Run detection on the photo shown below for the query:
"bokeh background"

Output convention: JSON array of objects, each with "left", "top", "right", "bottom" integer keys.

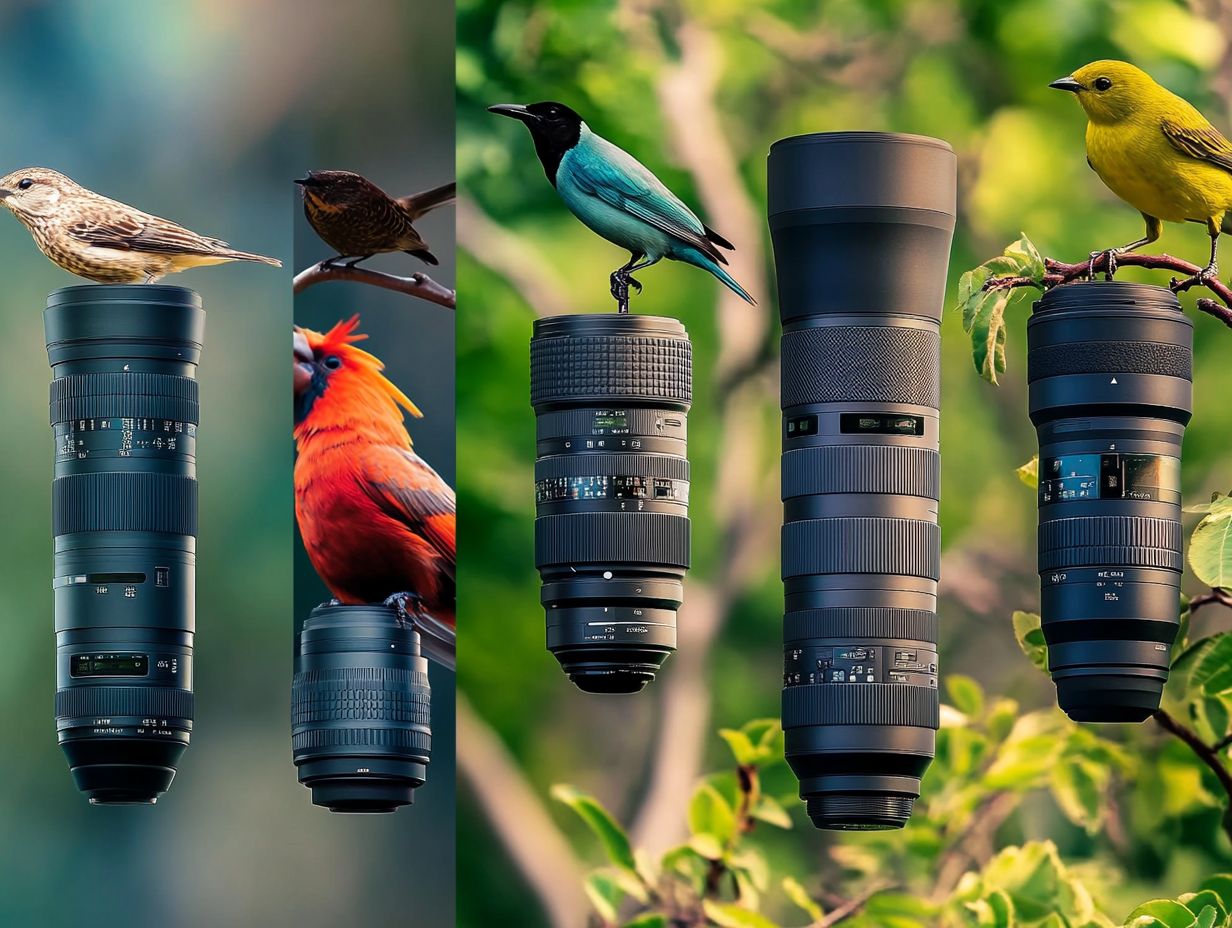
[
  {"left": 0, "top": 2, "right": 454, "bottom": 926},
  {"left": 456, "top": 0, "right": 1232, "bottom": 925}
]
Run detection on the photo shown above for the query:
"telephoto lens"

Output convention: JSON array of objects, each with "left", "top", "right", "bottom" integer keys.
[
  {"left": 768, "top": 132, "right": 956, "bottom": 830},
  {"left": 530, "top": 314, "right": 691, "bottom": 694},
  {"left": 45, "top": 285, "right": 202, "bottom": 805},
  {"left": 292, "top": 603, "right": 431, "bottom": 813},
  {"left": 1029, "top": 281, "right": 1192, "bottom": 723}
]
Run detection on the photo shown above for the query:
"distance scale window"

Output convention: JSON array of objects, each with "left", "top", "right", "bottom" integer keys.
[
  {"left": 58, "top": 418, "right": 195, "bottom": 457},
  {"left": 785, "top": 414, "right": 925, "bottom": 437},
  {"left": 784, "top": 645, "right": 937, "bottom": 687},
  {"left": 1039, "top": 453, "right": 1181, "bottom": 504},
  {"left": 536, "top": 475, "right": 688, "bottom": 503},
  {"left": 71, "top": 653, "right": 148, "bottom": 678}
]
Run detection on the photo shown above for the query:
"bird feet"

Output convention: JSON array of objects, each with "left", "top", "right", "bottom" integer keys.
[
  {"left": 1171, "top": 262, "right": 1221, "bottom": 293},
  {"left": 383, "top": 591, "right": 426, "bottom": 629},
  {"left": 610, "top": 270, "right": 631, "bottom": 313},
  {"left": 1088, "top": 248, "right": 1124, "bottom": 280}
]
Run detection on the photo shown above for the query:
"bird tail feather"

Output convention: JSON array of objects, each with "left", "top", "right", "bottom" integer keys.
[
  {"left": 685, "top": 249, "right": 755, "bottom": 305},
  {"left": 398, "top": 182, "right": 457, "bottom": 220},
  {"left": 217, "top": 249, "right": 282, "bottom": 267}
]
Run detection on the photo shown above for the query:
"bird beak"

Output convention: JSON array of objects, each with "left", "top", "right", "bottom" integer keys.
[
  {"left": 293, "top": 328, "right": 314, "bottom": 397},
  {"left": 1049, "top": 76, "right": 1083, "bottom": 93},
  {"left": 0, "top": 188, "right": 11, "bottom": 200},
  {"left": 488, "top": 103, "right": 537, "bottom": 124},
  {"left": 293, "top": 174, "right": 319, "bottom": 187}
]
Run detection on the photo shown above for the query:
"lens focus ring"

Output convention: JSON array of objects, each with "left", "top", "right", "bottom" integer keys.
[
  {"left": 535, "top": 512, "right": 690, "bottom": 569},
  {"left": 530, "top": 334, "right": 692, "bottom": 408},
  {"left": 53, "top": 472, "right": 198, "bottom": 536},
  {"left": 785, "top": 607, "right": 939, "bottom": 643},
  {"left": 782, "top": 684, "right": 939, "bottom": 728},
  {"left": 50, "top": 372, "right": 200, "bottom": 425},
  {"left": 1027, "top": 341, "right": 1192, "bottom": 382},
  {"left": 55, "top": 686, "right": 194, "bottom": 720},
  {"left": 1038, "top": 515, "right": 1182, "bottom": 570},
  {"left": 782, "top": 446, "right": 939, "bottom": 498},
  {"left": 783, "top": 518, "right": 940, "bottom": 580},
  {"left": 781, "top": 326, "right": 940, "bottom": 408},
  {"left": 291, "top": 667, "right": 431, "bottom": 725}
]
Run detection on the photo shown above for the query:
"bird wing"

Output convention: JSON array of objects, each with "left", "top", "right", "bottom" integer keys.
[
  {"left": 67, "top": 210, "right": 231, "bottom": 256},
  {"left": 359, "top": 444, "right": 456, "bottom": 579},
  {"left": 1161, "top": 119, "right": 1232, "bottom": 173},
  {"left": 569, "top": 135, "right": 727, "bottom": 262}
]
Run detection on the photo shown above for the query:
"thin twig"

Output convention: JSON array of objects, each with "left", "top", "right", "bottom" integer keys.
[
  {"left": 931, "top": 791, "right": 1021, "bottom": 900},
  {"left": 1152, "top": 707, "right": 1232, "bottom": 842},
  {"left": 1189, "top": 588, "right": 1232, "bottom": 614},
  {"left": 983, "top": 252, "right": 1232, "bottom": 329},
  {"left": 812, "top": 881, "right": 895, "bottom": 928},
  {"left": 293, "top": 261, "right": 457, "bottom": 308}
]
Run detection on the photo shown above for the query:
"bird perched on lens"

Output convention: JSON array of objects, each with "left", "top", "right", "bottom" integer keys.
[
  {"left": 295, "top": 170, "right": 454, "bottom": 268},
  {"left": 294, "top": 317, "right": 456, "bottom": 667},
  {"left": 1051, "top": 60, "right": 1232, "bottom": 281},
  {"left": 0, "top": 167, "right": 280, "bottom": 283},
  {"left": 488, "top": 101, "right": 754, "bottom": 311}
]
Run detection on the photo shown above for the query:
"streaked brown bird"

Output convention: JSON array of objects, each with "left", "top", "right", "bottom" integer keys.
[
  {"left": 294, "top": 169, "right": 454, "bottom": 268},
  {"left": 0, "top": 167, "right": 281, "bottom": 283}
]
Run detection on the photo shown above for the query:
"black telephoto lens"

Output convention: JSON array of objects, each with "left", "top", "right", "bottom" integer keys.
[
  {"left": 45, "top": 285, "right": 202, "bottom": 805},
  {"left": 768, "top": 132, "right": 956, "bottom": 830},
  {"left": 530, "top": 314, "right": 691, "bottom": 694},
  {"left": 292, "top": 603, "right": 431, "bottom": 813},
  {"left": 1029, "top": 281, "right": 1192, "bottom": 723}
]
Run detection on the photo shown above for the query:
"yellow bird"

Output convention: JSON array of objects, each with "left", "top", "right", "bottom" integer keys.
[{"left": 1051, "top": 59, "right": 1232, "bottom": 281}]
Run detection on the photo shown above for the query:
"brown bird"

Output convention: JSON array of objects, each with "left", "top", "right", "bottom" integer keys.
[
  {"left": 0, "top": 167, "right": 281, "bottom": 283},
  {"left": 294, "top": 169, "right": 454, "bottom": 268}
]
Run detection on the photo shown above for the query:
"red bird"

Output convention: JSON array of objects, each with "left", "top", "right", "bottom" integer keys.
[{"left": 293, "top": 317, "right": 455, "bottom": 661}]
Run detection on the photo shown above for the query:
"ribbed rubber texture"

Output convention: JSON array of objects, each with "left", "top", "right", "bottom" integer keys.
[
  {"left": 56, "top": 685, "right": 194, "bottom": 721},
  {"left": 782, "top": 446, "right": 939, "bottom": 499},
  {"left": 536, "top": 511, "right": 690, "bottom": 568},
  {"left": 292, "top": 727, "right": 432, "bottom": 751},
  {"left": 535, "top": 453, "right": 690, "bottom": 482},
  {"left": 782, "top": 684, "right": 939, "bottom": 728},
  {"left": 785, "top": 607, "right": 939, "bottom": 643},
  {"left": 1039, "top": 516, "right": 1182, "bottom": 570},
  {"left": 782, "top": 518, "right": 940, "bottom": 580},
  {"left": 291, "top": 668, "right": 431, "bottom": 726},
  {"left": 808, "top": 794, "right": 915, "bottom": 828},
  {"left": 53, "top": 472, "right": 197, "bottom": 536},
  {"left": 781, "top": 326, "right": 940, "bottom": 408},
  {"left": 1028, "top": 341, "right": 1192, "bottom": 383},
  {"left": 50, "top": 372, "right": 200, "bottom": 425},
  {"left": 530, "top": 335, "right": 692, "bottom": 408},
  {"left": 1039, "top": 545, "right": 1184, "bottom": 571}
]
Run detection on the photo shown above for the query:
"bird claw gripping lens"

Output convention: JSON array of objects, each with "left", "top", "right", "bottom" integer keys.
[
  {"left": 1028, "top": 281, "right": 1193, "bottom": 722},
  {"left": 292, "top": 602, "right": 432, "bottom": 813},
  {"left": 530, "top": 313, "right": 692, "bottom": 694},
  {"left": 768, "top": 132, "right": 956, "bottom": 830},
  {"left": 45, "top": 286, "right": 203, "bottom": 805}
]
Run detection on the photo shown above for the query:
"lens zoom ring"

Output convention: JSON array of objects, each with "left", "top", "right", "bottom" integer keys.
[
  {"left": 1039, "top": 516, "right": 1182, "bottom": 554},
  {"left": 54, "top": 473, "right": 197, "bottom": 536},
  {"left": 50, "top": 372, "right": 200, "bottom": 425},
  {"left": 291, "top": 685, "right": 431, "bottom": 725},
  {"left": 782, "top": 518, "right": 940, "bottom": 580},
  {"left": 530, "top": 335, "right": 692, "bottom": 408},
  {"left": 1028, "top": 341, "right": 1192, "bottom": 382},
  {"left": 782, "top": 684, "right": 938, "bottom": 728},
  {"left": 292, "top": 728, "right": 431, "bottom": 751},
  {"left": 536, "top": 512, "right": 690, "bottom": 569},
  {"left": 781, "top": 326, "right": 940, "bottom": 409},
  {"left": 535, "top": 453, "right": 690, "bottom": 482},
  {"left": 1039, "top": 545, "right": 1184, "bottom": 571},
  {"left": 55, "top": 686, "right": 194, "bottom": 720},
  {"left": 782, "top": 446, "right": 939, "bottom": 499},
  {"left": 785, "top": 608, "right": 939, "bottom": 644}
]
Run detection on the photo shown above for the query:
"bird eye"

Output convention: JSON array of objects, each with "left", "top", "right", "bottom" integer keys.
[
  {"left": 1094, "top": 77, "right": 1112, "bottom": 91},
  {"left": 17, "top": 178, "right": 32, "bottom": 190},
  {"left": 323, "top": 356, "right": 342, "bottom": 370}
]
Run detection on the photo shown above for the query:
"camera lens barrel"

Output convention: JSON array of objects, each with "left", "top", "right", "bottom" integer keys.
[
  {"left": 292, "top": 603, "right": 431, "bottom": 813},
  {"left": 1028, "top": 281, "right": 1192, "bottom": 723},
  {"left": 769, "top": 133, "right": 956, "bottom": 830},
  {"left": 45, "top": 285, "right": 203, "bottom": 805},
  {"left": 530, "top": 314, "right": 691, "bottom": 695}
]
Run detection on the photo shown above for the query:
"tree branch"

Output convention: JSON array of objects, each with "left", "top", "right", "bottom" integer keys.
[
  {"left": 984, "top": 252, "right": 1232, "bottom": 329},
  {"left": 1152, "top": 707, "right": 1232, "bottom": 842},
  {"left": 931, "top": 791, "right": 1021, "bottom": 900},
  {"left": 293, "top": 261, "right": 457, "bottom": 309},
  {"left": 812, "top": 882, "right": 895, "bottom": 928},
  {"left": 1189, "top": 588, "right": 1232, "bottom": 614}
]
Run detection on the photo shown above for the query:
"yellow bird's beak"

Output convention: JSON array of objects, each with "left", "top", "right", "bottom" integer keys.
[{"left": 1049, "top": 76, "right": 1082, "bottom": 93}]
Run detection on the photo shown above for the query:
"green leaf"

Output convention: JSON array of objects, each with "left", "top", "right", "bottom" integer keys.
[
  {"left": 688, "top": 833, "right": 724, "bottom": 860},
  {"left": 1180, "top": 891, "right": 1226, "bottom": 919},
  {"left": 1190, "top": 496, "right": 1232, "bottom": 589},
  {"left": 1126, "top": 900, "right": 1199, "bottom": 928},
  {"left": 946, "top": 674, "right": 986, "bottom": 717},
  {"left": 551, "top": 784, "right": 637, "bottom": 872},
  {"left": 1050, "top": 759, "right": 1104, "bottom": 833},
  {"left": 1016, "top": 456, "right": 1039, "bottom": 490},
  {"left": 749, "top": 794, "right": 792, "bottom": 829},
  {"left": 719, "top": 728, "right": 760, "bottom": 765},
  {"left": 1004, "top": 233, "right": 1046, "bottom": 279},
  {"left": 584, "top": 871, "right": 624, "bottom": 923},
  {"left": 623, "top": 916, "right": 668, "bottom": 928},
  {"left": 970, "top": 289, "right": 1011, "bottom": 384},
  {"left": 688, "top": 781, "right": 737, "bottom": 846},
  {"left": 702, "top": 900, "right": 781, "bottom": 928},
  {"left": 1199, "top": 876, "right": 1232, "bottom": 908},
  {"left": 1011, "top": 611, "right": 1048, "bottom": 673},
  {"left": 1194, "top": 906, "right": 1218, "bottom": 928},
  {"left": 781, "top": 877, "right": 823, "bottom": 922}
]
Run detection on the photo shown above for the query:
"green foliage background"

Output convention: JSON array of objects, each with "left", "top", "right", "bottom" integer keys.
[{"left": 456, "top": 0, "right": 1232, "bottom": 925}]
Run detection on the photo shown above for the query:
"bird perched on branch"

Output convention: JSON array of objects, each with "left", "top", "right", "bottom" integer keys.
[
  {"left": 295, "top": 170, "right": 453, "bottom": 268},
  {"left": 488, "top": 101, "right": 754, "bottom": 311},
  {"left": 1051, "top": 60, "right": 1232, "bottom": 282},
  {"left": 294, "top": 317, "right": 456, "bottom": 663},
  {"left": 0, "top": 167, "right": 280, "bottom": 283}
]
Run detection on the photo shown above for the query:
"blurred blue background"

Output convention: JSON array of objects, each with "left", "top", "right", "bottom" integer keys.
[{"left": 0, "top": 2, "right": 455, "bottom": 925}]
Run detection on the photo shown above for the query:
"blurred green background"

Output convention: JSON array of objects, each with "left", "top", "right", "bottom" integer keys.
[
  {"left": 455, "top": 0, "right": 1232, "bottom": 925},
  {"left": 0, "top": 2, "right": 454, "bottom": 926}
]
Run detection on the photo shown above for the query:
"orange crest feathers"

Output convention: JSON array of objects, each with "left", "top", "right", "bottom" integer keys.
[{"left": 301, "top": 315, "right": 422, "bottom": 419}]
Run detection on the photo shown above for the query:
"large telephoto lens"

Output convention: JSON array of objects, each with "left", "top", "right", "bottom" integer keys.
[
  {"left": 292, "top": 603, "right": 431, "bottom": 813},
  {"left": 1029, "top": 281, "right": 1192, "bottom": 723},
  {"left": 768, "top": 133, "right": 956, "bottom": 830},
  {"left": 530, "top": 314, "right": 691, "bottom": 695},
  {"left": 45, "top": 285, "right": 202, "bottom": 805}
]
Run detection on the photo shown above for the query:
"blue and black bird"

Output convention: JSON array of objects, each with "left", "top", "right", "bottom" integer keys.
[{"left": 488, "top": 101, "right": 755, "bottom": 311}]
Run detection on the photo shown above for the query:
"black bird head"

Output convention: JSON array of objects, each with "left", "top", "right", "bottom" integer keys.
[
  {"left": 488, "top": 101, "right": 584, "bottom": 185},
  {"left": 294, "top": 169, "right": 385, "bottom": 206}
]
